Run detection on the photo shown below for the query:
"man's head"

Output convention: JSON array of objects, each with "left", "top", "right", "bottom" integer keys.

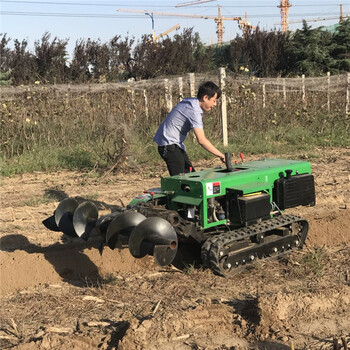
[{"left": 197, "top": 81, "right": 221, "bottom": 112}]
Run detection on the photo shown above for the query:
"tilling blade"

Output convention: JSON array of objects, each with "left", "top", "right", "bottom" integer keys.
[
  {"left": 42, "top": 215, "right": 60, "bottom": 231},
  {"left": 129, "top": 217, "right": 178, "bottom": 265},
  {"left": 153, "top": 244, "right": 178, "bottom": 266},
  {"left": 73, "top": 201, "right": 98, "bottom": 240},
  {"left": 96, "top": 211, "right": 123, "bottom": 236},
  {"left": 106, "top": 211, "right": 146, "bottom": 250},
  {"left": 54, "top": 198, "right": 79, "bottom": 237}
]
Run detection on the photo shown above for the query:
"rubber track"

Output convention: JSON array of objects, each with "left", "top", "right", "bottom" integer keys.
[{"left": 201, "top": 214, "right": 308, "bottom": 276}]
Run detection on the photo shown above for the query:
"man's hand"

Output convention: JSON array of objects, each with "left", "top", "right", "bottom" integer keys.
[
  {"left": 193, "top": 128, "right": 226, "bottom": 163},
  {"left": 219, "top": 154, "right": 225, "bottom": 163}
]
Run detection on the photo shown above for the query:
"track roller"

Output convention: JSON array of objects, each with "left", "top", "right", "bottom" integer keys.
[{"left": 129, "top": 217, "right": 178, "bottom": 266}]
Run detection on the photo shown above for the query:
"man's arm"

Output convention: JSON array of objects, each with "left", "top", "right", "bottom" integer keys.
[{"left": 193, "top": 127, "right": 225, "bottom": 162}]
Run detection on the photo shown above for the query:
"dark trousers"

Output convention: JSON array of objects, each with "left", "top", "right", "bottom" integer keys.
[{"left": 158, "top": 144, "right": 195, "bottom": 176}]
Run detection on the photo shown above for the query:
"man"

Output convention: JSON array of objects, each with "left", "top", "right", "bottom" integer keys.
[{"left": 154, "top": 81, "right": 225, "bottom": 176}]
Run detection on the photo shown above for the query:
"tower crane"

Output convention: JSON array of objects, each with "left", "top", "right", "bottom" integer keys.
[
  {"left": 288, "top": 4, "right": 348, "bottom": 25},
  {"left": 278, "top": 0, "right": 292, "bottom": 32},
  {"left": 154, "top": 24, "right": 181, "bottom": 42},
  {"left": 117, "top": 6, "right": 256, "bottom": 44}
]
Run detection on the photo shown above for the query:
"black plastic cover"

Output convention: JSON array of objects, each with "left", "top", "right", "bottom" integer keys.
[{"left": 274, "top": 173, "right": 315, "bottom": 210}]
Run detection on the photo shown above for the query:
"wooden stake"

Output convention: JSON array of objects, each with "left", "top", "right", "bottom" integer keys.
[
  {"left": 164, "top": 79, "right": 173, "bottom": 112},
  {"left": 218, "top": 67, "right": 228, "bottom": 146},
  {"left": 189, "top": 73, "right": 195, "bottom": 97},
  {"left": 143, "top": 89, "right": 149, "bottom": 119},
  {"left": 262, "top": 83, "right": 266, "bottom": 108},
  {"left": 327, "top": 72, "right": 331, "bottom": 112},
  {"left": 178, "top": 77, "right": 184, "bottom": 101},
  {"left": 130, "top": 89, "right": 136, "bottom": 119}
]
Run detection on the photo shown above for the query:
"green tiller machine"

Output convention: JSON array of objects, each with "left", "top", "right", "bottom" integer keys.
[{"left": 44, "top": 154, "right": 315, "bottom": 276}]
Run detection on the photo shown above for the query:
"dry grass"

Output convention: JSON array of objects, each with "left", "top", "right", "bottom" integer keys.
[
  {"left": 1, "top": 246, "right": 349, "bottom": 349},
  {"left": 1, "top": 78, "right": 349, "bottom": 175}
]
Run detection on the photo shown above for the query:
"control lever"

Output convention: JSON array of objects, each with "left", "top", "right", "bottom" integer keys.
[{"left": 225, "top": 152, "right": 233, "bottom": 172}]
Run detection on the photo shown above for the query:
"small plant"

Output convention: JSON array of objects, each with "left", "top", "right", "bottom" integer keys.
[
  {"left": 183, "top": 263, "right": 196, "bottom": 275},
  {"left": 101, "top": 273, "right": 121, "bottom": 285},
  {"left": 300, "top": 247, "right": 326, "bottom": 277}
]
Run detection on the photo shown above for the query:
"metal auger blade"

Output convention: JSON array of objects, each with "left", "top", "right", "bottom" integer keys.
[
  {"left": 95, "top": 211, "right": 124, "bottom": 236},
  {"left": 129, "top": 217, "right": 178, "bottom": 266},
  {"left": 54, "top": 198, "right": 79, "bottom": 237},
  {"left": 42, "top": 215, "right": 61, "bottom": 232},
  {"left": 73, "top": 201, "right": 99, "bottom": 240},
  {"left": 106, "top": 211, "right": 146, "bottom": 250},
  {"left": 153, "top": 244, "right": 178, "bottom": 266}
]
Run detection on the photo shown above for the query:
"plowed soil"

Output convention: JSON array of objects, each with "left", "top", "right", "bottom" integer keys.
[{"left": 1, "top": 148, "right": 349, "bottom": 350}]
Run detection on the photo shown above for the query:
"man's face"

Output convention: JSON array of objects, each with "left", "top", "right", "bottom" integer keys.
[{"left": 200, "top": 93, "right": 218, "bottom": 111}]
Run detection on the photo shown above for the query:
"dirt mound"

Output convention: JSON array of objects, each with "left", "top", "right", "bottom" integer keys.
[
  {"left": 307, "top": 210, "right": 350, "bottom": 247},
  {"left": 0, "top": 244, "right": 158, "bottom": 295},
  {"left": 1, "top": 148, "right": 350, "bottom": 349}
]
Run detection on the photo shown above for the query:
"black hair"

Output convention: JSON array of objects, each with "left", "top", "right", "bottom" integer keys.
[{"left": 197, "top": 81, "right": 221, "bottom": 100}]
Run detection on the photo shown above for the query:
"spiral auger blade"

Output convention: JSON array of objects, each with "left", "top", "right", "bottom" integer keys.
[
  {"left": 54, "top": 198, "right": 79, "bottom": 237},
  {"left": 129, "top": 217, "right": 178, "bottom": 266},
  {"left": 72, "top": 201, "right": 99, "bottom": 241},
  {"left": 105, "top": 211, "right": 146, "bottom": 250}
]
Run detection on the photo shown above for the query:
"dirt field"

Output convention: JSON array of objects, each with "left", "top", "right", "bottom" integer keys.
[{"left": 1, "top": 148, "right": 349, "bottom": 350}]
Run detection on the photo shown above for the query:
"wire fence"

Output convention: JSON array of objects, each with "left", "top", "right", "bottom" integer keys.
[{"left": 1, "top": 70, "right": 349, "bottom": 159}]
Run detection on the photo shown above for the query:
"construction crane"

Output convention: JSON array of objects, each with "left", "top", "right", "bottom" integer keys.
[
  {"left": 176, "top": 0, "right": 216, "bottom": 7},
  {"left": 154, "top": 24, "right": 181, "bottom": 42},
  {"left": 288, "top": 4, "right": 347, "bottom": 25},
  {"left": 117, "top": 6, "right": 256, "bottom": 44},
  {"left": 278, "top": 0, "right": 292, "bottom": 32}
]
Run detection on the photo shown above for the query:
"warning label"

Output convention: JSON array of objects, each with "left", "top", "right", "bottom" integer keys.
[{"left": 206, "top": 182, "right": 221, "bottom": 196}]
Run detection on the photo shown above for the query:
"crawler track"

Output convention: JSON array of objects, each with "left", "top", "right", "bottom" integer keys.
[{"left": 201, "top": 214, "right": 309, "bottom": 276}]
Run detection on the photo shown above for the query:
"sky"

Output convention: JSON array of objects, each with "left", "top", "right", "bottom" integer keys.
[{"left": 1, "top": 0, "right": 349, "bottom": 59}]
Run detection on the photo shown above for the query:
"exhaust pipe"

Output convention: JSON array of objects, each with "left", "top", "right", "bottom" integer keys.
[{"left": 129, "top": 217, "right": 178, "bottom": 266}]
